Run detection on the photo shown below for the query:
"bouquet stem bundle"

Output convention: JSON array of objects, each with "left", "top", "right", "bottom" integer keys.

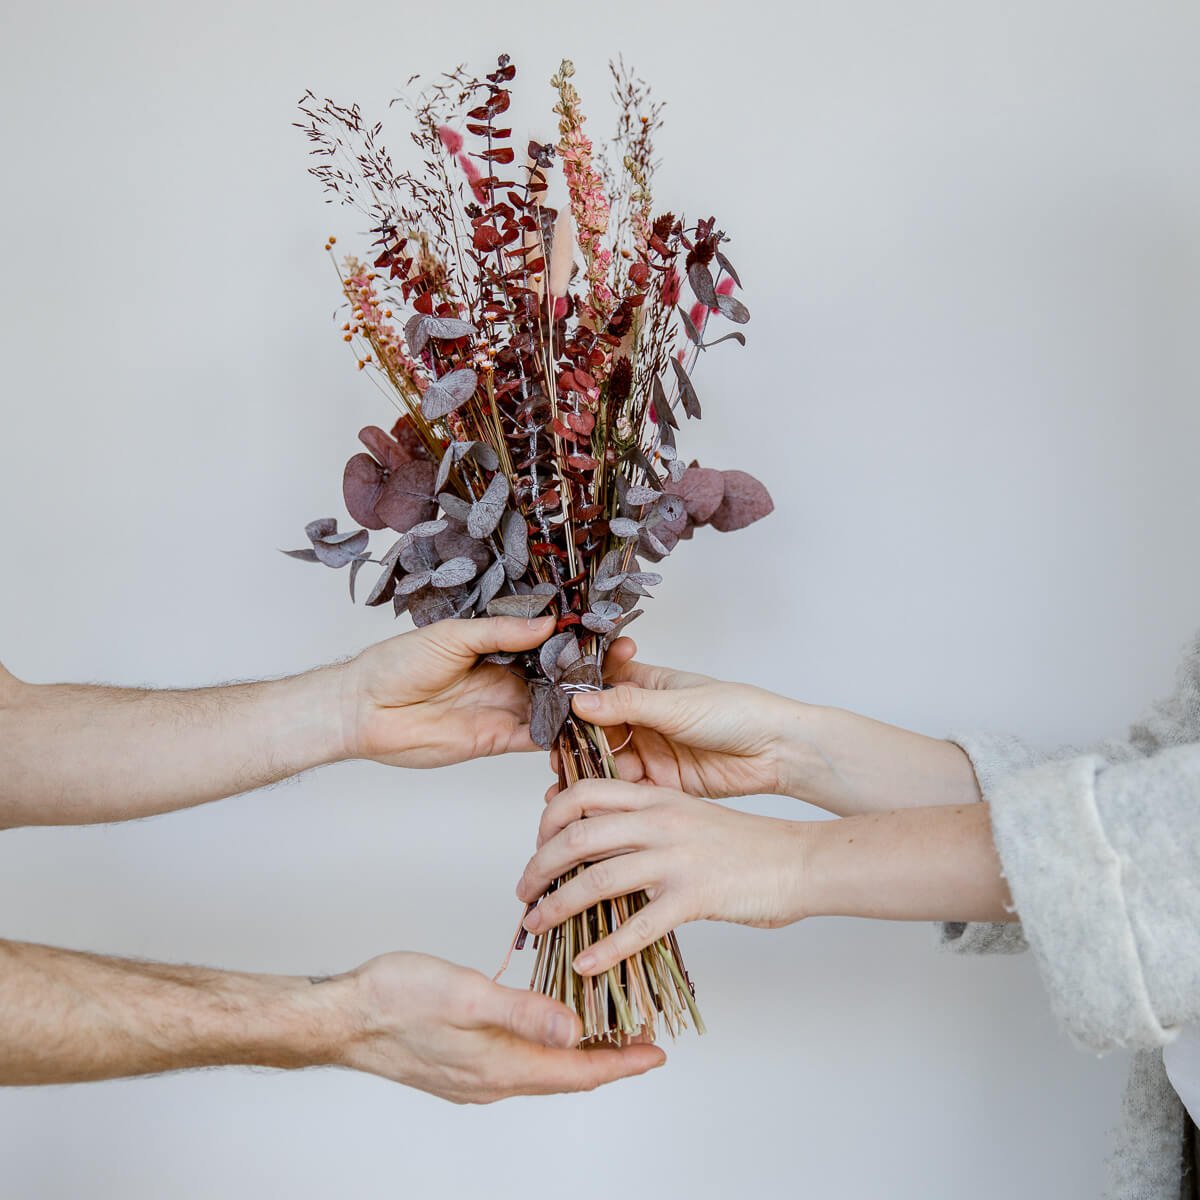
[
  {"left": 288, "top": 53, "right": 771, "bottom": 1045},
  {"left": 527, "top": 718, "right": 703, "bottom": 1043}
]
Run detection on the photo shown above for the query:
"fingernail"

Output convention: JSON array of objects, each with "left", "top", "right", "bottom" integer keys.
[
  {"left": 524, "top": 908, "right": 543, "bottom": 933},
  {"left": 573, "top": 952, "right": 596, "bottom": 973},
  {"left": 574, "top": 693, "right": 600, "bottom": 712},
  {"left": 550, "top": 1014, "right": 574, "bottom": 1048}
]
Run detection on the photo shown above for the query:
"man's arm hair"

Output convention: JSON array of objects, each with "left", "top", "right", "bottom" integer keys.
[
  {"left": 0, "top": 938, "right": 346, "bottom": 1085},
  {"left": 0, "top": 660, "right": 349, "bottom": 828}
]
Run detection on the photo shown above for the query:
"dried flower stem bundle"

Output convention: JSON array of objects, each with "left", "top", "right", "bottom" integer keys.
[{"left": 288, "top": 54, "right": 772, "bottom": 1045}]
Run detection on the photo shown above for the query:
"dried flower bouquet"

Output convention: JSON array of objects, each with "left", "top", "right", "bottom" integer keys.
[{"left": 288, "top": 54, "right": 773, "bottom": 1044}]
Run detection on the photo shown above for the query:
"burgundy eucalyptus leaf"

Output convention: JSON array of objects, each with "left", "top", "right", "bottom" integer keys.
[
  {"left": 375, "top": 459, "right": 437, "bottom": 535},
  {"left": 434, "top": 521, "right": 491, "bottom": 573},
  {"left": 670, "top": 357, "right": 702, "bottom": 420},
  {"left": 668, "top": 466, "right": 725, "bottom": 523},
  {"left": 678, "top": 305, "right": 702, "bottom": 346},
  {"left": 687, "top": 261, "right": 717, "bottom": 307},
  {"left": 709, "top": 469, "right": 775, "bottom": 532},
  {"left": 652, "top": 374, "right": 679, "bottom": 430},
  {"left": 421, "top": 368, "right": 479, "bottom": 420},
  {"left": 343, "top": 454, "right": 387, "bottom": 530},
  {"left": 715, "top": 249, "right": 742, "bottom": 288},
  {"left": 529, "top": 683, "right": 570, "bottom": 749}
]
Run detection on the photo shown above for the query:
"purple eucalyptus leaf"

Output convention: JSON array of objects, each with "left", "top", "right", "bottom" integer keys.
[
  {"left": 397, "top": 570, "right": 433, "bottom": 595},
  {"left": 281, "top": 548, "right": 320, "bottom": 562},
  {"left": 715, "top": 293, "right": 750, "bottom": 324},
  {"left": 539, "top": 631, "right": 576, "bottom": 682},
  {"left": 431, "top": 556, "right": 478, "bottom": 588},
  {"left": 476, "top": 559, "right": 506, "bottom": 610},
  {"left": 467, "top": 473, "right": 509, "bottom": 539},
  {"left": 701, "top": 331, "right": 747, "bottom": 350},
  {"left": 421, "top": 368, "right": 478, "bottom": 420},
  {"left": 349, "top": 557, "right": 366, "bottom": 602},
  {"left": 609, "top": 517, "right": 641, "bottom": 540},
  {"left": 502, "top": 509, "right": 529, "bottom": 579},
  {"left": 486, "top": 592, "right": 553, "bottom": 618}
]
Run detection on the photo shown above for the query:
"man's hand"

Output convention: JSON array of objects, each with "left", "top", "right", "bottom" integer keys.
[
  {"left": 333, "top": 952, "right": 664, "bottom": 1102},
  {"left": 0, "top": 940, "right": 665, "bottom": 1102},
  {"left": 339, "top": 616, "right": 634, "bottom": 769}
]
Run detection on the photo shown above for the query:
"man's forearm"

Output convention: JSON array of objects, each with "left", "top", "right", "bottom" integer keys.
[
  {"left": 800, "top": 802, "right": 1016, "bottom": 923},
  {"left": 0, "top": 665, "right": 349, "bottom": 827},
  {"left": 0, "top": 939, "right": 349, "bottom": 1085}
]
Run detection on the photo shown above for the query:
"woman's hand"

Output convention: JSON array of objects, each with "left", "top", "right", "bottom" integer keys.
[
  {"left": 567, "top": 658, "right": 805, "bottom": 801},
  {"left": 515, "top": 780, "right": 811, "bottom": 977},
  {"left": 568, "top": 653, "right": 982, "bottom": 817},
  {"left": 339, "top": 616, "right": 636, "bottom": 769}
]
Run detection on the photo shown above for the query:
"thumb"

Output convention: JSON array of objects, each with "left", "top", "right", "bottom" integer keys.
[
  {"left": 431, "top": 615, "right": 557, "bottom": 659},
  {"left": 572, "top": 682, "right": 684, "bottom": 733},
  {"left": 488, "top": 986, "right": 581, "bottom": 1049}
]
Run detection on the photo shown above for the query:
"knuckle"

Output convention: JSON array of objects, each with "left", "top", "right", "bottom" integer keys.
[
  {"left": 611, "top": 684, "right": 640, "bottom": 714},
  {"left": 587, "top": 862, "right": 613, "bottom": 896},
  {"left": 627, "top": 911, "right": 655, "bottom": 944},
  {"left": 564, "top": 819, "right": 590, "bottom": 851}
]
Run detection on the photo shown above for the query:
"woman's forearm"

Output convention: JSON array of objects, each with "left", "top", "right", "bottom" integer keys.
[
  {"left": 0, "top": 939, "right": 344, "bottom": 1085},
  {"left": 0, "top": 665, "right": 347, "bottom": 828},
  {"left": 800, "top": 802, "right": 1015, "bottom": 923},
  {"left": 778, "top": 703, "right": 983, "bottom": 816}
]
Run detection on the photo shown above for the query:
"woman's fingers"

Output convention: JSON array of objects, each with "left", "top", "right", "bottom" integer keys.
[
  {"left": 520, "top": 851, "right": 661, "bottom": 932},
  {"left": 521, "top": 812, "right": 654, "bottom": 898},
  {"left": 571, "top": 899, "right": 681, "bottom": 977},
  {"left": 536, "top": 779, "right": 660, "bottom": 848},
  {"left": 572, "top": 680, "right": 692, "bottom": 735}
]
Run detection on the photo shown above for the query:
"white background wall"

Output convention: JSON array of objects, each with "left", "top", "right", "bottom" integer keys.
[{"left": 2, "top": 2, "right": 1198, "bottom": 1196}]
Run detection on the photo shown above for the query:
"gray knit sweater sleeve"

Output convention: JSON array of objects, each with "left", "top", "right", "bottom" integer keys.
[{"left": 943, "top": 631, "right": 1200, "bottom": 1052}]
